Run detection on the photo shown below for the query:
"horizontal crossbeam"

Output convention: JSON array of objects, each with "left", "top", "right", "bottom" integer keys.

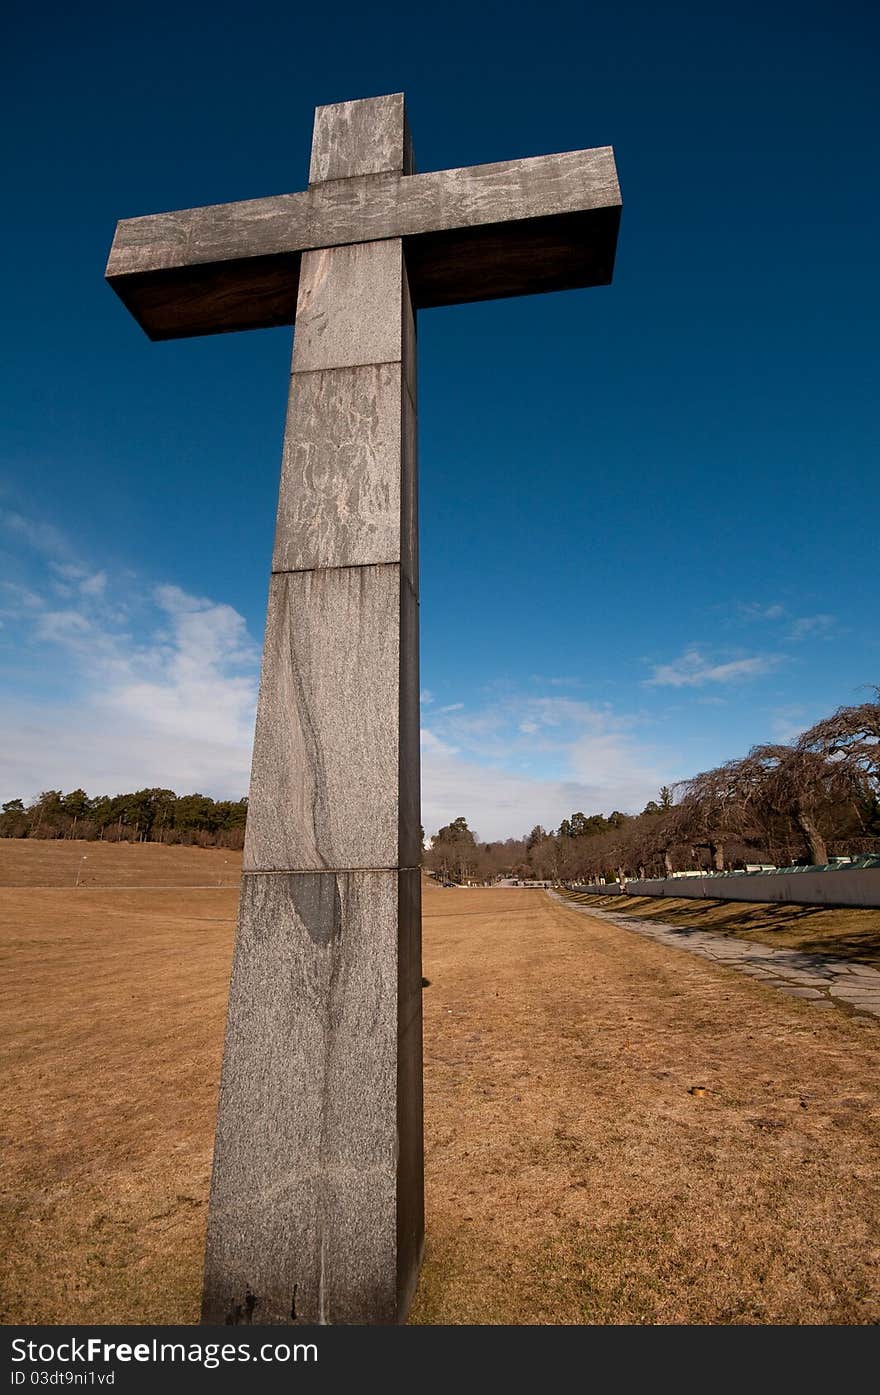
[{"left": 106, "top": 148, "right": 621, "bottom": 339}]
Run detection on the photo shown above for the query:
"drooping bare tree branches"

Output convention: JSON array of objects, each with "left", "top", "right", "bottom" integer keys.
[
  {"left": 797, "top": 690, "right": 880, "bottom": 784},
  {"left": 732, "top": 744, "right": 855, "bottom": 867},
  {"left": 672, "top": 759, "right": 763, "bottom": 870},
  {"left": 419, "top": 691, "right": 880, "bottom": 884}
]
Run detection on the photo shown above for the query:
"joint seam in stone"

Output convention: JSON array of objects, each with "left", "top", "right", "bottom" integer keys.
[
  {"left": 270, "top": 560, "right": 418, "bottom": 584},
  {"left": 242, "top": 866, "right": 422, "bottom": 876},
  {"left": 290, "top": 357, "right": 410, "bottom": 379}
]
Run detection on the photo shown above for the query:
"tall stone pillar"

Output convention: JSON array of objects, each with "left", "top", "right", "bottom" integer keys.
[{"left": 201, "top": 95, "right": 422, "bottom": 1326}]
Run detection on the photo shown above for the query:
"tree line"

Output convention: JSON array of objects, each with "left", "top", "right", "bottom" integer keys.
[
  {"left": 424, "top": 692, "right": 880, "bottom": 885},
  {"left": 3, "top": 694, "right": 877, "bottom": 870},
  {"left": 0, "top": 788, "right": 248, "bottom": 849}
]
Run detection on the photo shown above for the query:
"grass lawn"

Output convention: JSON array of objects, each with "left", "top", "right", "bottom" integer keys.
[{"left": 2, "top": 842, "right": 879, "bottom": 1324}]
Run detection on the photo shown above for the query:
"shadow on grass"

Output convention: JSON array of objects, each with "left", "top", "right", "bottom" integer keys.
[{"left": 557, "top": 890, "right": 880, "bottom": 967}]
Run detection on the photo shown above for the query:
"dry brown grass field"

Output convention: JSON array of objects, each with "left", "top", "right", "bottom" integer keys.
[
  {"left": 2, "top": 841, "right": 879, "bottom": 1325},
  {"left": 0, "top": 837, "right": 240, "bottom": 888}
]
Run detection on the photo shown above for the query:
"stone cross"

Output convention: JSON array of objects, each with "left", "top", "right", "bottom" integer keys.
[{"left": 105, "top": 92, "right": 621, "bottom": 1325}]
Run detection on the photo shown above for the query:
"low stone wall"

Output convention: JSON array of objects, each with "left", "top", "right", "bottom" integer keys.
[{"left": 578, "top": 869, "right": 880, "bottom": 910}]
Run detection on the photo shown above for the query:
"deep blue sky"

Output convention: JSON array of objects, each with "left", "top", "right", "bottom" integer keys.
[{"left": 2, "top": 0, "right": 878, "bottom": 838}]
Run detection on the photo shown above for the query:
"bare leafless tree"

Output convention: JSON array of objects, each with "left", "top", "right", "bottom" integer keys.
[
  {"left": 797, "top": 691, "right": 880, "bottom": 785},
  {"left": 731, "top": 743, "right": 869, "bottom": 866},
  {"left": 670, "top": 762, "right": 763, "bottom": 870}
]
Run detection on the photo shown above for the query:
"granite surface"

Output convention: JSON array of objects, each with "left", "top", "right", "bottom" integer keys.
[
  {"left": 201, "top": 95, "right": 428, "bottom": 1329},
  {"left": 309, "top": 92, "right": 413, "bottom": 185},
  {"left": 202, "top": 869, "right": 408, "bottom": 1324},
  {"left": 107, "top": 146, "right": 620, "bottom": 278},
  {"left": 395, "top": 866, "right": 424, "bottom": 1306},
  {"left": 273, "top": 362, "right": 404, "bottom": 573},
  {"left": 292, "top": 240, "right": 405, "bottom": 373},
  {"left": 244, "top": 565, "right": 405, "bottom": 872},
  {"left": 106, "top": 143, "right": 620, "bottom": 338}
]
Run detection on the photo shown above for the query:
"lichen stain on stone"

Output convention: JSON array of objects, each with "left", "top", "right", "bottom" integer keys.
[{"left": 291, "top": 873, "right": 343, "bottom": 946}]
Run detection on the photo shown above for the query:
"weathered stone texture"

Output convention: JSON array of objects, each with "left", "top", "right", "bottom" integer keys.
[
  {"left": 105, "top": 147, "right": 620, "bottom": 338},
  {"left": 108, "top": 147, "right": 620, "bottom": 280},
  {"left": 273, "top": 363, "right": 404, "bottom": 573},
  {"left": 204, "top": 98, "right": 426, "bottom": 1328},
  {"left": 395, "top": 866, "right": 424, "bottom": 1305},
  {"left": 401, "top": 375, "right": 418, "bottom": 587},
  {"left": 271, "top": 252, "right": 417, "bottom": 585},
  {"left": 293, "top": 240, "right": 406, "bottom": 372},
  {"left": 201, "top": 870, "right": 403, "bottom": 1325},
  {"left": 398, "top": 577, "right": 420, "bottom": 869},
  {"left": 309, "top": 92, "right": 413, "bottom": 184},
  {"left": 243, "top": 565, "right": 403, "bottom": 873}
]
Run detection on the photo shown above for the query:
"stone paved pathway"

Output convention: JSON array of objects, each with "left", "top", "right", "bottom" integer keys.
[{"left": 550, "top": 892, "right": 880, "bottom": 1020}]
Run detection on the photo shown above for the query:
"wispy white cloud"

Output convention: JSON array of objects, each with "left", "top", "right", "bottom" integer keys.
[
  {"left": 789, "top": 613, "right": 836, "bottom": 641},
  {"left": 81, "top": 570, "right": 107, "bottom": 598},
  {"left": 645, "top": 648, "right": 782, "bottom": 688},
  {"left": 769, "top": 705, "right": 807, "bottom": 742},
  {"left": 1, "top": 510, "right": 73, "bottom": 560},
  {"left": 529, "top": 674, "right": 582, "bottom": 688},
  {"left": 0, "top": 515, "right": 260, "bottom": 802},
  {"left": 734, "top": 601, "right": 838, "bottom": 645},
  {"left": 107, "top": 585, "right": 259, "bottom": 749},
  {"left": 421, "top": 692, "right": 672, "bottom": 839},
  {"left": 1, "top": 582, "right": 45, "bottom": 612},
  {"left": 738, "top": 601, "right": 786, "bottom": 622},
  {"left": 49, "top": 562, "right": 107, "bottom": 599},
  {"left": 0, "top": 512, "right": 698, "bottom": 835},
  {"left": 51, "top": 558, "right": 108, "bottom": 597}
]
